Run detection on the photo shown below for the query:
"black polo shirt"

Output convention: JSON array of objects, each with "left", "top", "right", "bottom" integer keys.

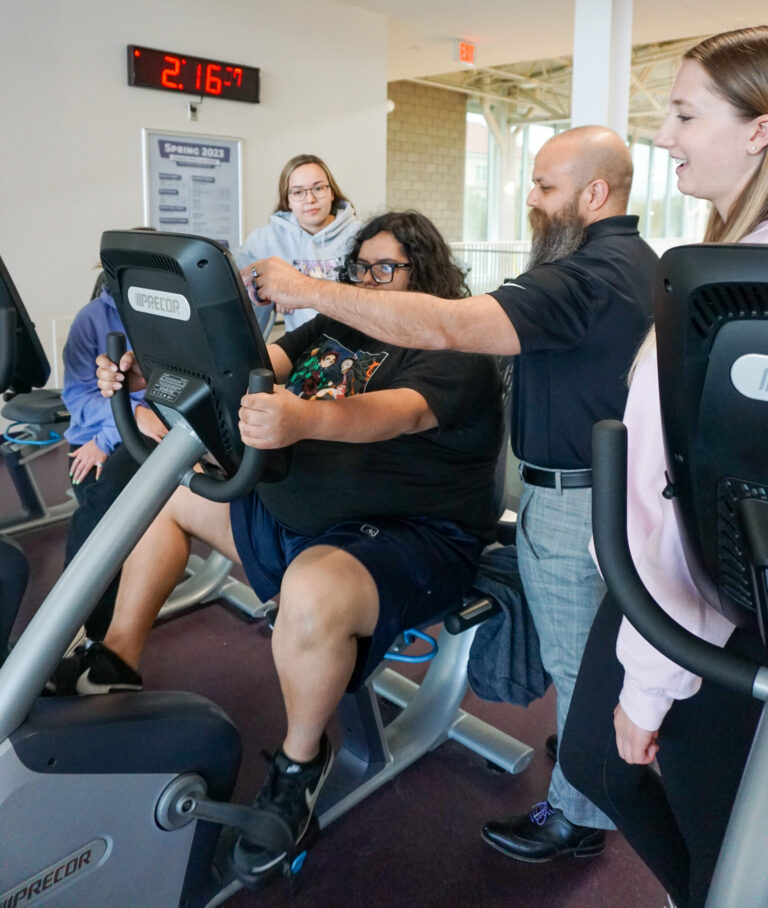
[{"left": 489, "top": 215, "right": 657, "bottom": 470}]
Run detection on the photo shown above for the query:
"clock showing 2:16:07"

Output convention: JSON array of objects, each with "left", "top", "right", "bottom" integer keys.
[{"left": 127, "top": 45, "right": 260, "bottom": 103}]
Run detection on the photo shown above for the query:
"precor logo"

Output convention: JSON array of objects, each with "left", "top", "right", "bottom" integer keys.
[
  {"left": 127, "top": 286, "right": 191, "bottom": 321},
  {"left": 0, "top": 838, "right": 108, "bottom": 906},
  {"left": 730, "top": 354, "right": 768, "bottom": 402}
]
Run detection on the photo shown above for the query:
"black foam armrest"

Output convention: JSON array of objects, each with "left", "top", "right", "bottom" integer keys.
[{"left": 444, "top": 595, "right": 501, "bottom": 635}]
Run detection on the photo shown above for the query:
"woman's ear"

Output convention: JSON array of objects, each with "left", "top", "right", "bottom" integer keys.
[{"left": 748, "top": 115, "right": 768, "bottom": 154}]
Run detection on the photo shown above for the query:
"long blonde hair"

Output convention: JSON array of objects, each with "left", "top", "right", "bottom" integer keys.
[{"left": 630, "top": 25, "right": 768, "bottom": 379}]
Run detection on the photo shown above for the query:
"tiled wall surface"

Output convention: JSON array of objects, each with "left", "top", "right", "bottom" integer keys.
[{"left": 386, "top": 81, "right": 466, "bottom": 242}]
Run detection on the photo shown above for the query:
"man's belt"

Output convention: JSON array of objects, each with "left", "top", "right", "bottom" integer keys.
[{"left": 519, "top": 464, "right": 592, "bottom": 490}]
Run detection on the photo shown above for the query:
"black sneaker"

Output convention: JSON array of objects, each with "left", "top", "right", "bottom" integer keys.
[
  {"left": 47, "top": 641, "right": 143, "bottom": 695},
  {"left": 233, "top": 733, "right": 334, "bottom": 879}
]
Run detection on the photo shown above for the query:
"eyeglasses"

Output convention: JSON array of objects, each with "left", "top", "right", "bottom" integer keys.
[
  {"left": 287, "top": 182, "right": 331, "bottom": 202},
  {"left": 347, "top": 261, "right": 411, "bottom": 284}
]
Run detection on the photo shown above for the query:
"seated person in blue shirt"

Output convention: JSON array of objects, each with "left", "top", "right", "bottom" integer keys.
[
  {"left": 62, "top": 271, "right": 167, "bottom": 639},
  {"left": 61, "top": 211, "right": 503, "bottom": 877}
]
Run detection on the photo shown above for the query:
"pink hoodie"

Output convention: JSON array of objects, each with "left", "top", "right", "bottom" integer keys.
[{"left": 616, "top": 221, "right": 768, "bottom": 732}]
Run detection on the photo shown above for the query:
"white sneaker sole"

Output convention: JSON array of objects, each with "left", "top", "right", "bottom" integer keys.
[{"left": 242, "top": 741, "right": 335, "bottom": 874}]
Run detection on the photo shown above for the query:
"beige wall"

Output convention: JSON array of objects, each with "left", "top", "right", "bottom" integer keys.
[
  {"left": 386, "top": 81, "right": 465, "bottom": 242},
  {"left": 0, "top": 0, "right": 387, "bottom": 386}
]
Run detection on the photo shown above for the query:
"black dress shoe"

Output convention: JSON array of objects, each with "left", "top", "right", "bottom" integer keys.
[
  {"left": 482, "top": 801, "right": 606, "bottom": 863},
  {"left": 545, "top": 733, "right": 558, "bottom": 762}
]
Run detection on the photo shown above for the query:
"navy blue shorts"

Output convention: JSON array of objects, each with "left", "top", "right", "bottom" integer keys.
[{"left": 230, "top": 494, "right": 483, "bottom": 689}]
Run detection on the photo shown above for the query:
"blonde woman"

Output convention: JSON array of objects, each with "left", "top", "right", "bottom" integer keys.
[{"left": 561, "top": 26, "right": 768, "bottom": 908}]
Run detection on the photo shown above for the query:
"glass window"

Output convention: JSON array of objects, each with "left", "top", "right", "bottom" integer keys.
[
  {"left": 464, "top": 112, "right": 489, "bottom": 241},
  {"left": 629, "top": 141, "right": 650, "bottom": 233},
  {"left": 648, "top": 145, "right": 671, "bottom": 236},
  {"left": 460, "top": 103, "right": 708, "bottom": 245}
]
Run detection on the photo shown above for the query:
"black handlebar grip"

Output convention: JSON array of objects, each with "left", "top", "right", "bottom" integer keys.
[
  {"left": 591, "top": 419, "right": 759, "bottom": 700},
  {"left": 106, "top": 331, "right": 154, "bottom": 465},
  {"left": 188, "top": 367, "right": 274, "bottom": 503},
  {"left": 105, "top": 330, "right": 126, "bottom": 366},
  {"left": 248, "top": 367, "right": 273, "bottom": 395},
  {"left": 444, "top": 596, "right": 501, "bottom": 635}
]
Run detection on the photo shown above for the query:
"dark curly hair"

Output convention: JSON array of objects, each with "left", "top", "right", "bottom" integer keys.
[{"left": 343, "top": 211, "right": 470, "bottom": 299}]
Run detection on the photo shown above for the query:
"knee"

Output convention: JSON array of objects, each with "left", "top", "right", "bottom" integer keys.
[{"left": 275, "top": 567, "right": 353, "bottom": 647}]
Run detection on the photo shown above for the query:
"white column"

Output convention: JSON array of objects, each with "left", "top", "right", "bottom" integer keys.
[
  {"left": 571, "top": 0, "right": 633, "bottom": 138},
  {"left": 483, "top": 101, "right": 507, "bottom": 242}
]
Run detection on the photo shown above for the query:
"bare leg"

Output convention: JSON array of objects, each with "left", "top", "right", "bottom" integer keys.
[
  {"left": 103, "top": 485, "right": 240, "bottom": 669},
  {"left": 272, "top": 545, "right": 379, "bottom": 763}
]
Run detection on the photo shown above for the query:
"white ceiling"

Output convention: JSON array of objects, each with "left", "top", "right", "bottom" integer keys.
[{"left": 337, "top": 0, "right": 766, "bottom": 81}]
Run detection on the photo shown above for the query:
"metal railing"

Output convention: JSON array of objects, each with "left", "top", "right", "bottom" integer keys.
[{"left": 450, "top": 242, "right": 531, "bottom": 295}]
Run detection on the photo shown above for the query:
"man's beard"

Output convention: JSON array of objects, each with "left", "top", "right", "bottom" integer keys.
[{"left": 528, "top": 199, "right": 588, "bottom": 269}]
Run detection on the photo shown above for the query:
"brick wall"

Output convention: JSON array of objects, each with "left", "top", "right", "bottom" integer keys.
[{"left": 386, "top": 81, "right": 466, "bottom": 242}]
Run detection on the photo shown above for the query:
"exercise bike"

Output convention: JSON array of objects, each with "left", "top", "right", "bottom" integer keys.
[
  {"left": 0, "top": 230, "right": 531, "bottom": 907},
  {"left": 592, "top": 242, "right": 768, "bottom": 908}
]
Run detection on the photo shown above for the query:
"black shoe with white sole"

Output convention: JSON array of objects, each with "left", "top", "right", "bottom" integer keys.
[
  {"left": 232, "top": 733, "right": 334, "bottom": 882},
  {"left": 46, "top": 641, "right": 143, "bottom": 695}
]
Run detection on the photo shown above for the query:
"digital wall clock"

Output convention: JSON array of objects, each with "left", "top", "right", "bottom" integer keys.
[{"left": 127, "top": 45, "right": 260, "bottom": 103}]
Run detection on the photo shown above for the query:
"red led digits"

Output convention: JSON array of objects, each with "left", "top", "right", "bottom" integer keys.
[
  {"left": 128, "top": 45, "right": 259, "bottom": 103},
  {"left": 204, "top": 64, "right": 223, "bottom": 95},
  {"left": 161, "top": 55, "right": 183, "bottom": 90},
  {"left": 222, "top": 67, "right": 243, "bottom": 87}
]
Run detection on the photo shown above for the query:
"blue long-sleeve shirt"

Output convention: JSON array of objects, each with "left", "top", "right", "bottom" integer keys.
[{"left": 62, "top": 287, "right": 146, "bottom": 454}]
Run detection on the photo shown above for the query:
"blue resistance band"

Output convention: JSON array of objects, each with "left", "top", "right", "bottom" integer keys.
[
  {"left": 384, "top": 628, "right": 439, "bottom": 664},
  {"left": 3, "top": 422, "right": 62, "bottom": 446}
]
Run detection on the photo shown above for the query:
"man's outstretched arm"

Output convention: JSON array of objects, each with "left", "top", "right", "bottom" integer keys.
[{"left": 246, "top": 257, "right": 522, "bottom": 356}]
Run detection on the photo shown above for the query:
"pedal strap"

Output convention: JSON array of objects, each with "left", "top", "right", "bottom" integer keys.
[
  {"left": 238, "top": 807, "right": 295, "bottom": 857},
  {"left": 187, "top": 798, "right": 294, "bottom": 856},
  {"left": 230, "top": 809, "right": 299, "bottom": 889}
]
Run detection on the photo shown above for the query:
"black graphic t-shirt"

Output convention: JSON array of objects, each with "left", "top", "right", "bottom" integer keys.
[
  {"left": 284, "top": 333, "right": 385, "bottom": 401},
  {"left": 256, "top": 315, "right": 503, "bottom": 542}
]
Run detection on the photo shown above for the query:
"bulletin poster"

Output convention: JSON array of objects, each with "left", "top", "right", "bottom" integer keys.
[{"left": 143, "top": 129, "right": 243, "bottom": 250}]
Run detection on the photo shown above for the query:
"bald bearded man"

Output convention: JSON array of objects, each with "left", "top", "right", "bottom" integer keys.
[{"left": 249, "top": 126, "right": 659, "bottom": 862}]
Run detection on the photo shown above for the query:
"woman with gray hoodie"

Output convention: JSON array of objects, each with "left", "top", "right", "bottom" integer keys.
[{"left": 236, "top": 154, "right": 360, "bottom": 331}]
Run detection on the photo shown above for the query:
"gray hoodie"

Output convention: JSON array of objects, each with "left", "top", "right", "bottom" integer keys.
[{"left": 235, "top": 201, "right": 360, "bottom": 331}]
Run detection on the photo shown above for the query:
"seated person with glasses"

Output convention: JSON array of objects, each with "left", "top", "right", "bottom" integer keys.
[
  {"left": 62, "top": 210, "right": 503, "bottom": 880},
  {"left": 234, "top": 154, "right": 360, "bottom": 331}
]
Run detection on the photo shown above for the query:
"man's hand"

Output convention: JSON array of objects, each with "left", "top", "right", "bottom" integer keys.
[
  {"left": 135, "top": 405, "right": 167, "bottom": 443},
  {"left": 239, "top": 385, "right": 309, "bottom": 449},
  {"left": 241, "top": 257, "right": 317, "bottom": 311},
  {"left": 614, "top": 703, "right": 660, "bottom": 765},
  {"left": 68, "top": 438, "right": 108, "bottom": 484},
  {"left": 96, "top": 350, "right": 146, "bottom": 397}
]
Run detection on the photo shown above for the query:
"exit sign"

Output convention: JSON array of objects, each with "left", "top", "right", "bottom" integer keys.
[{"left": 456, "top": 40, "right": 475, "bottom": 65}]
